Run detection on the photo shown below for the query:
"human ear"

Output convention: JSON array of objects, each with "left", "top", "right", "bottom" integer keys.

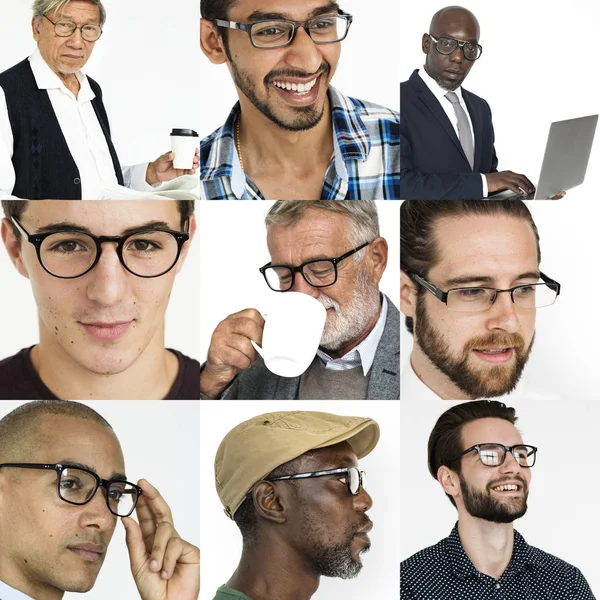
[
  {"left": 1, "top": 218, "right": 30, "bottom": 280},
  {"left": 437, "top": 465, "right": 460, "bottom": 499},
  {"left": 365, "top": 237, "right": 388, "bottom": 284},
  {"left": 252, "top": 481, "right": 288, "bottom": 525},
  {"left": 200, "top": 18, "right": 228, "bottom": 65},
  {"left": 400, "top": 270, "right": 417, "bottom": 318}
]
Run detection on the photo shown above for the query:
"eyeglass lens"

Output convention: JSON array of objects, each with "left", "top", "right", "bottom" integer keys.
[
  {"left": 264, "top": 260, "right": 336, "bottom": 291},
  {"left": 347, "top": 467, "right": 365, "bottom": 494},
  {"left": 446, "top": 284, "right": 558, "bottom": 312},
  {"left": 53, "top": 20, "right": 102, "bottom": 41},
  {"left": 478, "top": 444, "right": 536, "bottom": 467},
  {"left": 250, "top": 15, "right": 348, "bottom": 47},
  {"left": 39, "top": 231, "right": 180, "bottom": 278},
  {"left": 59, "top": 467, "right": 138, "bottom": 516},
  {"left": 435, "top": 36, "right": 481, "bottom": 60}
]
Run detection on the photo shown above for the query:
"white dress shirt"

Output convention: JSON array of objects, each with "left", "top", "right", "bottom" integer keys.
[
  {"left": 417, "top": 67, "right": 488, "bottom": 197},
  {"left": 0, "top": 579, "right": 34, "bottom": 600},
  {"left": 0, "top": 49, "right": 152, "bottom": 199}
]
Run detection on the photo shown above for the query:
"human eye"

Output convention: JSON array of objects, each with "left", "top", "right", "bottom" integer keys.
[
  {"left": 514, "top": 284, "right": 536, "bottom": 297},
  {"left": 253, "top": 22, "right": 287, "bottom": 38},
  {"left": 456, "top": 287, "right": 487, "bottom": 301},
  {"left": 310, "top": 17, "right": 336, "bottom": 30},
  {"left": 47, "top": 239, "right": 89, "bottom": 254},
  {"left": 82, "top": 24, "right": 97, "bottom": 33},
  {"left": 127, "top": 239, "right": 162, "bottom": 253},
  {"left": 60, "top": 476, "right": 82, "bottom": 490},
  {"left": 108, "top": 487, "right": 124, "bottom": 501},
  {"left": 439, "top": 37, "right": 454, "bottom": 49}
]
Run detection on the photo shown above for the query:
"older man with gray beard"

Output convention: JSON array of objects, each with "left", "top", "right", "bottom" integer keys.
[{"left": 200, "top": 201, "right": 400, "bottom": 400}]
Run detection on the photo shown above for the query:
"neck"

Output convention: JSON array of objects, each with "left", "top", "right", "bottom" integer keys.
[
  {"left": 409, "top": 347, "right": 473, "bottom": 400},
  {"left": 57, "top": 71, "right": 81, "bottom": 97},
  {"left": 457, "top": 516, "right": 515, "bottom": 580},
  {"left": 227, "top": 541, "right": 320, "bottom": 600},
  {"left": 32, "top": 323, "right": 178, "bottom": 400},
  {"left": 0, "top": 566, "right": 64, "bottom": 600},
  {"left": 237, "top": 94, "right": 334, "bottom": 171}
]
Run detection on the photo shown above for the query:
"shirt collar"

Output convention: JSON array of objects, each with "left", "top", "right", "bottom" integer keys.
[
  {"left": 28, "top": 47, "right": 95, "bottom": 102},
  {"left": 316, "top": 294, "right": 387, "bottom": 376},
  {"left": 0, "top": 579, "right": 35, "bottom": 600},
  {"left": 418, "top": 66, "right": 465, "bottom": 105},
  {"left": 445, "top": 522, "right": 536, "bottom": 581}
]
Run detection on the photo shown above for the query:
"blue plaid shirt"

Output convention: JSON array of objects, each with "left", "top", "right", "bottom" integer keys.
[{"left": 199, "top": 86, "right": 399, "bottom": 200}]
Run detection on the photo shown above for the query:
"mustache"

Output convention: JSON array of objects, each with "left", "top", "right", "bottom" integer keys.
[
  {"left": 464, "top": 332, "right": 526, "bottom": 353},
  {"left": 264, "top": 62, "right": 331, "bottom": 85}
]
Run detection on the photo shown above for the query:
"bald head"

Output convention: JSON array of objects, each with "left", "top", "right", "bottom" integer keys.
[{"left": 430, "top": 6, "right": 480, "bottom": 39}]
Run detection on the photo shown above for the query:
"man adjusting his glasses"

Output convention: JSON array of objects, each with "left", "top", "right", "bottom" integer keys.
[
  {"left": 0, "top": 400, "right": 200, "bottom": 600},
  {"left": 213, "top": 410, "right": 378, "bottom": 600},
  {"left": 401, "top": 401, "right": 594, "bottom": 599}
]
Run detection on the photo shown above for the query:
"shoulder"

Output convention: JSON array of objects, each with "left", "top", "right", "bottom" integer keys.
[
  {"left": 330, "top": 87, "right": 399, "bottom": 124},
  {"left": 166, "top": 349, "right": 200, "bottom": 400},
  {"left": 527, "top": 543, "right": 587, "bottom": 578},
  {"left": 0, "top": 347, "right": 44, "bottom": 400},
  {"left": 0, "top": 59, "right": 32, "bottom": 88},
  {"left": 401, "top": 537, "right": 449, "bottom": 578},
  {"left": 461, "top": 87, "right": 492, "bottom": 111}
]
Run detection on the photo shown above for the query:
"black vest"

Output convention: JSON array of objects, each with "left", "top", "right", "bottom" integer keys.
[{"left": 0, "top": 58, "right": 124, "bottom": 199}]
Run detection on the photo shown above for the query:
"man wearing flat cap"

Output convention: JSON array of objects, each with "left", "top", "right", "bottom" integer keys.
[{"left": 213, "top": 410, "right": 379, "bottom": 600}]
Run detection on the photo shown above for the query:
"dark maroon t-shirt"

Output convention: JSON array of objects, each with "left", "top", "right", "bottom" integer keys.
[{"left": 0, "top": 347, "right": 200, "bottom": 400}]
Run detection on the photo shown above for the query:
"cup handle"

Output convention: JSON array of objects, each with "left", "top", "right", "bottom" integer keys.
[{"left": 250, "top": 339, "right": 264, "bottom": 357}]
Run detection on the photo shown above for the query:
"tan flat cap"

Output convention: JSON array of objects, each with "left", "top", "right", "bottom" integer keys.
[{"left": 215, "top": 410, "right": 380, "bottom": 518}]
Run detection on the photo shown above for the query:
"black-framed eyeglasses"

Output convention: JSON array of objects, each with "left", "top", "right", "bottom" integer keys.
[
  {"left": 429, "top": 34, "right": 482, "bottom": 61},
  {"left": 214, "top": 9, "right": 353, "bottom": 49},
  {"left": 266, "top": 466, "right": 367, "bottom": 495},
  {"left": 0, "top": 463, "right": 142, "bottom": 517},
  {"left": 260, "top": 241, "right": 371, "bottom": 292},
  {"left": 43, "top": 14, "right": 103, "bottom": 42},
  {"left": 11, "top": 217, "right": 190, "bottom": 279},
  {"left": 407, "top": 271, "right": 561, "bottom": 312},
  {"left": 450, "top": 444, "right": 538, "bottom": 468}
]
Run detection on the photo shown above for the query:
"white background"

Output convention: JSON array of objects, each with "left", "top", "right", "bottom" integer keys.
[
  {"left": 400, "top": 198, "right": 600, "bottom": 400},
  {"left": 0, "top": 400, "right": 200, "bottom": 600},
  {"left": 199, "top": 201, "right": 400, "bottom": 361},
  {"left": 400, "top": 398, "right": 600, "bottom": 595},
  {"left": 0, "top": 201, "right": 200, "bottom": 361},
  {"left": 199, "top": 400, "right": 400, "bottom": 599},
  {"left": 399, "top": 0, "right": 600, "bottom": 200},
  {"left": 198, "top": 0, "right": 401, "bottom": 136},
  {"left": 0, "top": 0, "right": 202, "bottom": 167}
]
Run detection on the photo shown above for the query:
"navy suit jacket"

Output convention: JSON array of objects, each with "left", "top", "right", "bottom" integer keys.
[{"left": 400, "top": 69, "right": 498, "bottom": 199}]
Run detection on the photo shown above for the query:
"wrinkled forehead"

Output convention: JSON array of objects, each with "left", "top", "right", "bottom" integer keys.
[
  {"left": 49, "top": 0, "right": 101, "bottom": 21},
  {"left": 460, "top": 418, "right": 524, "bottom": 449},
  {"left": 19, "top": 200, "right": 182, "bottom": 236}
]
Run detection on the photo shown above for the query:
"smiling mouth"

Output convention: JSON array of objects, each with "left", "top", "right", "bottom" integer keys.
[{"left": 271, "top": 74, "right": 320, "bottom": 95}]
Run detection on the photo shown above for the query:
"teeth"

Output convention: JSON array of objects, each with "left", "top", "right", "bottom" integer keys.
[
  {"left": 493, "top": 484, "right": 518, "bottom": 492},
  {"left": 478, "top": 349, "right": 508, "bottom": 354},
  {"left": 272, "top": 77, "right": 318, "bottom": 94}
]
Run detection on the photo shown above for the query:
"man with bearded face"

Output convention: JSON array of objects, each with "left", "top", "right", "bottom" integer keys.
[
  {"left": 400, "top": 199, "right": 560, "bottom": 401},
  {"left": 400, "top": 401, "right": 595, "bottom": 599},
  {"left": 212, "top": 410, "right": 378, "bottom": 600},
  {"left": 200, "top": 200, "right": 400, "bottom": 400}
]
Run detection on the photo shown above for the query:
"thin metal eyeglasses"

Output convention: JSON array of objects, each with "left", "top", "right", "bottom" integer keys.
[
  {"left": 0, "top": 463, "right": 142, "bottom": 517},
  {"left": 43, "top": 14, "right": 103, "bottom": 42},
  {"left": 450, "top": 444, "right": 538, "bottom": 468},
  {"left": 266, "top": 466, "right": 367, "bottom": 495},
  {"left": 214, "top": 9, "right": 352, "bottom": 49},
  {"left": 407, "top": 271, "right": 561, "bottom": 312},
  {"left": 429, "top": 34, "right": 482, "bottom": 60},
  {"left": 11, "top": 217, "right": 190, "bottom": 279},
  {"left": 260, "top": 241, "right": 371, "bottom": 292}
]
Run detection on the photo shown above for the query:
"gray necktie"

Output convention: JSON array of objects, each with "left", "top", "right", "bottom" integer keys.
[{"left": 445, "top": 91, "right": 474, "bottom": 169}]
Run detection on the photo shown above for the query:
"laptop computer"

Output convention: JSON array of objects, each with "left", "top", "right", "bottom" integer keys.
[{"left": 492, "top": 114, "right": 598, "bottom": 200}]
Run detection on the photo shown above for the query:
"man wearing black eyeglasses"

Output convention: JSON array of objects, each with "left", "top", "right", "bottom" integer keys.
[
  {"left": 0, "top": 0, "right": 199, "bottom": 200},
  {"left": 401, "top": 400, "right": 594, "bottom": 599},
  {"left": 400, "top": 6, "right": 555, "bottom": 200},
  {"left": 0, "top": 400, "right": 200, "bottom": 599},
  {"left": 213, "top": 409, "right": 378, "bottom": 599},
  {"left": 0, "top": 199, "right": 199, "bottom": 400},
  {"left": 200, "top": 200, "right": 400, "bottom": 400},
  {"left": 198, "top": 0, "right": 399, "bottom": 200}
]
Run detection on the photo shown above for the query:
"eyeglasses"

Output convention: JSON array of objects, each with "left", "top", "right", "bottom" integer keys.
[
  {"left": 0, "top": 463, "right": 142, "bottom": 517},
  {"left": 260, "top": 241, "right": 371, "bottom": 292},
  {"left": 11, "top": 217, "right": 189, "bottom": 279},
  {"left": 43, "top": 14, "right": 103, "bottom": 42},
  {"left": 266, "top": 466, "right": 367, "bottom": 495},
  {"left": 451, "top": 444, "right": 538, "bottom": 468},
  {"left": 214, "top": 10, "right": 353, "bottom": 49},
  {"left": 407, "top": 271, "right": 561, "bottom": 312},
  {"left": 429, "top": 34, "right": 482, "bottom": 61}
]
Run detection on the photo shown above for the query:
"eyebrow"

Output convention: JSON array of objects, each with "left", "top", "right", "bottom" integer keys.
[
  {"left": 444, "top": 271, "right": 541, "bottom": 287},
  {"left": 246, "top": 2, "right": 340, "bottom": 22},
  {"left": 59, "top": 459, "right": 127, "bottom": 481},
  {"left": 34, "top": 220, "right": 175, "bottom": 236}
]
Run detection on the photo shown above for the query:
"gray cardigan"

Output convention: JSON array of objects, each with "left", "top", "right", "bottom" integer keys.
[{"left": 213, "top": 296, "right": 400, "bottom": 400}]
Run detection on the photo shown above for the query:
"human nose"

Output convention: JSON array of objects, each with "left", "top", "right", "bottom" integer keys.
[
  {"left": 66, "top": 26, "right": 84, "bottom": 47},
  {"left": 85, "top": 243, "right": 129, "bottom": 306},
  {"left": 78, "top": 486, "right": 115, "bottom": 530},
  {"left": 355, "top": 485, "right": 373, "bottom": 511},
  {"left": 499, "top": 448, "right": 522, "bottom": 474},
  {"left": 290, "top": 270, "right": 320, "bottom": 298},
  {"left": 449, "top": 43, "right": 464, "bottom": 63},
  {"left": 485, "top": 290, "right": 520, "bottom": 334},
  {"left": 283, "top": 26, "right": 323, "bottom": 74}
]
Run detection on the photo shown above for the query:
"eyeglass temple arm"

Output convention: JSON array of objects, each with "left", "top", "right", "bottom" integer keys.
[
  {"left": 539, "top": 271, "right": 560, "bottom": 295},
  {"left": 407, "top": 272, "right": 447, "bottom": 302}
]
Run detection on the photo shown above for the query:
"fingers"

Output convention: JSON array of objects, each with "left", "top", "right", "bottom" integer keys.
[
  {"left": 122, "top": 517, "right": 147, "bottom": 576},
  {"left": 137, "top": 479, "right": 175, "bottom": 525},
  {"left": 148, "top": 521, "right": 179, "bottom": 577},
  {"left": 548, "top": 191, "right": 565, "bottom": 200}
]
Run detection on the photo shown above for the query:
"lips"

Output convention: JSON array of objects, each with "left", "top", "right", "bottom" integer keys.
[
  {"left": 67, "top": 543, "right": 105, "bottom": 562},
  {"left": 80, "top": 321, "right": 133, "bottom": 341},
  {"left": 490, "top": 478, "right": 527, "bottom": 494},
  {"left": 356, "top": 520, "right": 373, "bottom": 535},
  {"left": 472, "top": 347, "right": 514, "bottom": 364}
]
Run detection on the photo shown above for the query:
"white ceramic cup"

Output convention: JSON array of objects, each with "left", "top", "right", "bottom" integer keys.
[
  {"left": 251, "top": 292, "right": 327, "bottom": 378},
  {"left": 170, "top": 129, "right": 199, "bottom": 169}
]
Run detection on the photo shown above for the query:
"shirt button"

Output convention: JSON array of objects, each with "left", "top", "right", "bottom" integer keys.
[
  {"left": 74, "top": 178, "right": 81, "bottom": 184},
  {"left": 496, "top": 582, "right": 501, "bottom": 589}
]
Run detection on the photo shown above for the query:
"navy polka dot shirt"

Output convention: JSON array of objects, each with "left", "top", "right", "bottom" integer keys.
[{"left": 401, "top": 523, "right": 595, "bottom": 599}]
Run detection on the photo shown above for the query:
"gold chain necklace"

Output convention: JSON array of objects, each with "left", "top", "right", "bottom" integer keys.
[{"left": 235, "top": 117, "right": 244, "bottom": 171}]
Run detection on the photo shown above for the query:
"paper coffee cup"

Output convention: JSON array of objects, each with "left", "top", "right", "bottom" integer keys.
[{"left": 170, "top": 129, "right": 199, "bottom": 169}]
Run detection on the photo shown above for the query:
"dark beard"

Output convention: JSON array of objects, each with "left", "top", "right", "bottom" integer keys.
[
  {"left": 414, "top": 296, "right": 533, "bottom": 398},
  {"left": 460, "top": 475, "right": 528, "bottom": 523}
]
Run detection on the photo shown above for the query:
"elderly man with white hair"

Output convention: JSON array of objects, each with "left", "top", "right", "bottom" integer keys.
[{"left": 0, "top": 0, "right": 198, "bottom": 200}]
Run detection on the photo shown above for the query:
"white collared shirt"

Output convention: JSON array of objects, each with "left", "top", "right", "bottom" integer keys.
[
  {"left": 0, "top": 579, "right": 34, "bottom": 600},
  {"left": 316, "top": 295, "right": 388, "bottom": 376},
  {"left": 417, "top": 67, "right": 488, "bottom": 197},
  {"left": 0, "top": 48, "right": 152, "bottom": 199}
]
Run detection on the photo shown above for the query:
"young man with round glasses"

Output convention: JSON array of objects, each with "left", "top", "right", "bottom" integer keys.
[
  {"left": 0, "top": 0, "right": 199, "bottom": 200},
  {"left": 200, "top": 200, "right": 399, "bottom": 400},
  {"left": 212, "top": 409, "right": 378, "bottom": 599},
  {"left": 0, "top": 400, "right": 200, "bottom": 599},
  {"left": 399, "top": 6, "right": 564, "bottom": 200},
  {"left": 199, "top": 0, "right": 399, "bottom": 200},
  {"left": 400, "top": 200, "right": 560, "bottom": 401},
  {"left": 0, "top": 199, "right": 199, "bottom": 400},
  {"left": 400, "top": 400, "right": 594, "bottom": 599}
]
